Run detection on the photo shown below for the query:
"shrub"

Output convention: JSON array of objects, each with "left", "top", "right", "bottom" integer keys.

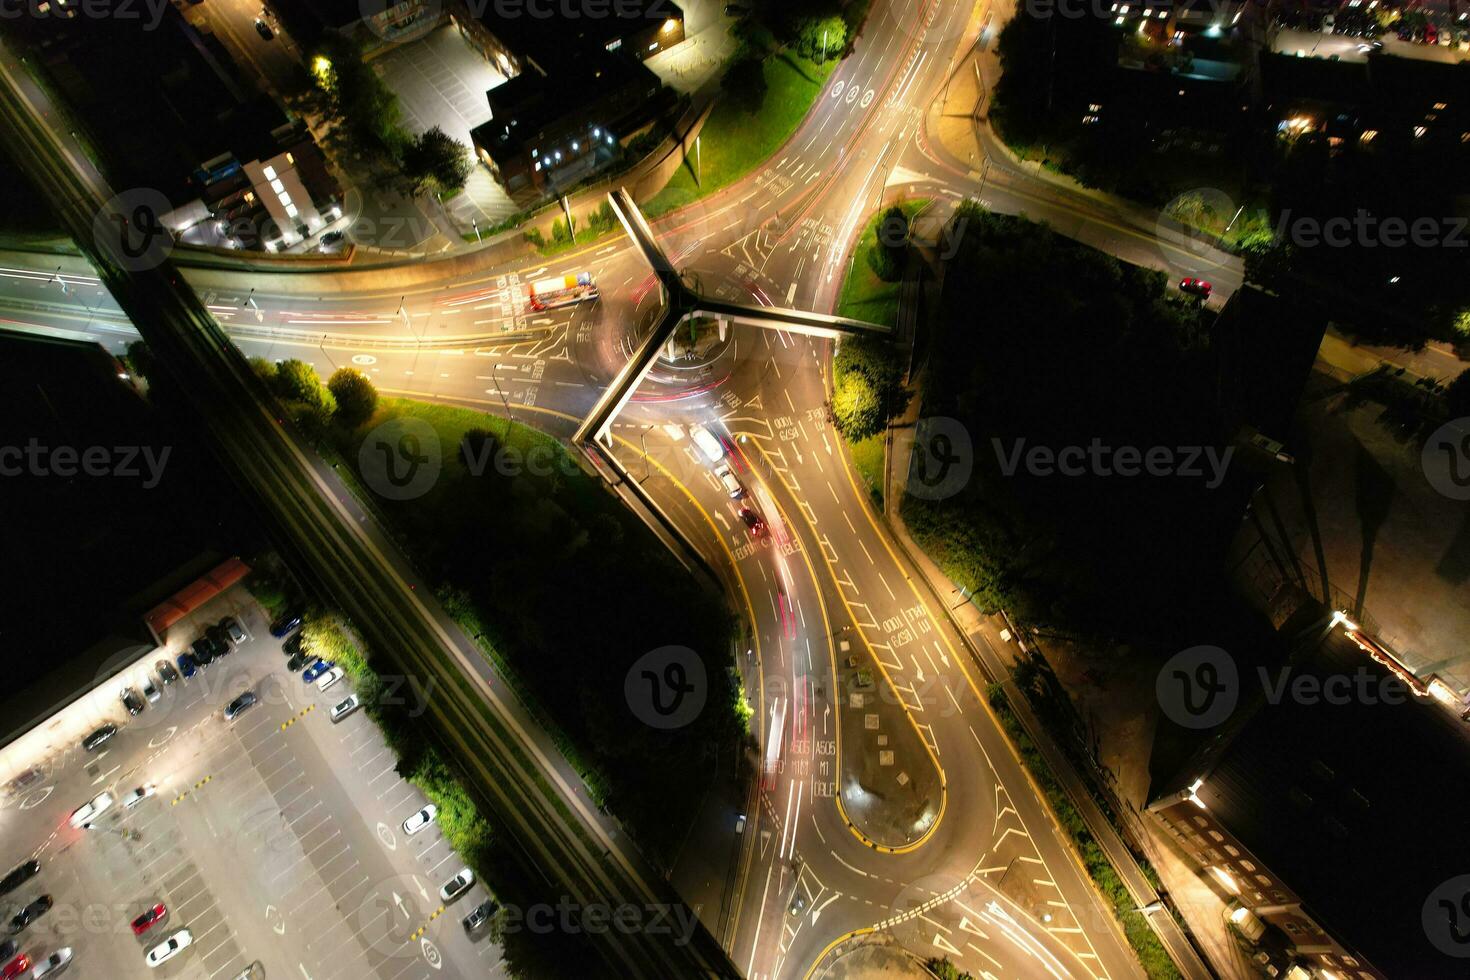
[{"left": 328, "top": 367, "right": 378, "bottom": 428}]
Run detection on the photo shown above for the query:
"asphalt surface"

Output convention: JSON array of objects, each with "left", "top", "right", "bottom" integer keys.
[
  {"left": 0, "top": 595, "right": 499, "bottom": 980},
  {"left": 0, "top": 0, "right": 1276, "bottom": 974}
]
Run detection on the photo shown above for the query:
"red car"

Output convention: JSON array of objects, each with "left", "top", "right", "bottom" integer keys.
[
  {"left": 1, "top": 953, "right": 31, "bottom": 980},
  {"left": 131, "top": 902, "right": 167, "bottom": 936},
  {"left": 1179, "top": 277, "right": 1212, "bottom": 298},
  {"left": 738, "top": 506, "right": 767, "bottom": 537}
]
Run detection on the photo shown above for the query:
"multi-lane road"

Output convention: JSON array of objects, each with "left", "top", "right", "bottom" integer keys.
[{"left": 0, "top": 0, "right": 1250, "bottom": 974}]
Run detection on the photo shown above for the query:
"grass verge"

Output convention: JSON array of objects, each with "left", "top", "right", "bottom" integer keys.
[{"left": 643, "top": 54, "right": 836, "bottom": 217}]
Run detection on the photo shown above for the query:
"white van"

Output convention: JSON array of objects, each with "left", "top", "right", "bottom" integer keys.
[{"left": 689, "top": 424, "right": 725, "bottom": 463}]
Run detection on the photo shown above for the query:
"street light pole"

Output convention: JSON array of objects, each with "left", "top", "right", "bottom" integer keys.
[
  {"left": 695, "top": 135, "right": 701, "bottom": 187},
  {"left": 560, "top": 195, "right": 575, "bottom": 242},
  {"left": 491, "top": 362, "right": 513, "bottom": 438},
  {"left": 821, "top": 29, "right": 827, "bottom": 64}
]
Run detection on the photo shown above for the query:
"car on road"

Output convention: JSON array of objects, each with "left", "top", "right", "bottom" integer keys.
[
  {"left": 5, "top": 769, "right": 43, "bottom": 794},
  {"left": 270, "top": 611, "right": 303, "bottom": 638},
  {"left": 738, "top": 506, "right": 766, "bottom": 537},
  {"left": 145, "top": 929, "right": 192, "bottom": 968},
  {"left": 81, "top": 724, "right": 116, "bottom": 753},
  {"left": 69, "top": 791, "right": 114, "bottom": 830},
  {"left": 401, "top": 804, "right": 437, "bottom": 836},
  {"left": 155, "top": 660, "right": 179, "bottom": 685},
  {"left": 220, "top": 617, "right": 247, "bottom": 645},
  {"left": 689, "top": 423, "right": 725, "bottom": 463},
  {"left": 1, "top": 953, "right": 29, "bottom": 980},
  {"left": 122, "top": 784, "right": 156, "bottom": 810},
  {"left": 8, "top": 895, "right": 52, "bottom": 934},
  {"left": 0, "top": 862, "right": 40, "bottom": 897},
  {"left": 29, "top": 947, "right": 71, "bottom": 979},
  {"left": 131, "top": 903, "right": 167, "bottom": 936},
  {"left": 302, "top": 659, "right": 334, "bottom": 683},
  {"left": 316, "top": 667, "right": 344, "bottom": 692},
  {"left": 142, "top": 677, "right": 160, "bottom": 703},
  {"left": 253, "top": 17, "right": 274, "bottom": 39},
  {"left": 285, "top": 650, "right": 311, "bottom": 672},
  {"left": 715, "top": 464, "right": 746, "bottom": 499},
  {"left": 119, "top": 688, "right": 145, "bottom": 716},
  {"left": 223, "top": 691, "right": 258, "bottom": 721},
  {"left": 1179, "top": 277, "right": 1212, "bottom": 298},
  {"left": 175, "top": 653, "right": 197, "bottom": 679},
  {"left": 329, "top": 694, "right": 361, "bottom": 723},
  {"left": 439, "top": 868, "right": 474, "bottom": 903},
  {"left": 462, "top": 900, "right": 497, "bottom": 933}
]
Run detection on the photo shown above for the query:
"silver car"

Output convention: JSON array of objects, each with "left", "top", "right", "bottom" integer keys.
[{"left": 30, "top": 947, "right": 73, "bottom": 979}]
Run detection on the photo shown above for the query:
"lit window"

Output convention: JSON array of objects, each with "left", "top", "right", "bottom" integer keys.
[
  {"left": 1414, "top": 125, "right": 1427, "bottom": 137},
  {"left": 285, "top": 203, "right": 299, "bottom": 218},
  {"left": 263, "top": 166, "right": 277, "bottom": 180},
  {"left": 1360, "top": 129, "right": 1377, "bottom": 143},
  {"left": 571, "top": 141, "right": 579, "bottom": 151},
  {"left": 278, "top": 192, "right": 292, "bottom": 206},
  {"left": 606, "top": 38, "right": 622, "bottom": 51}
]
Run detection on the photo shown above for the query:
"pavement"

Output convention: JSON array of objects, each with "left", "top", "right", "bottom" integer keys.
[{"left": 0, "top": 589, "right": 500, "bottom": 980}]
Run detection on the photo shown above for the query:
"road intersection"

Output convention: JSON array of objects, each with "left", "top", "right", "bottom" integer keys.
[{"left": 0, "top": 0, "right": 1250, "bottom": 973}]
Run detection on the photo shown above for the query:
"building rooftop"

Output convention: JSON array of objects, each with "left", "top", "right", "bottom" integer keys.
[{"left": 1154, "top": 605, "right": 1470, "bottom": 978}]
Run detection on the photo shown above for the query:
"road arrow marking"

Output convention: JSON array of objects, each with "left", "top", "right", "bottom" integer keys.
[{"left": 932, "top": 932, "right": 961, "bottom": 956}]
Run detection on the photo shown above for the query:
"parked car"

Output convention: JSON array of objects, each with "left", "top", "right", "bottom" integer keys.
[
  {"left": 329, "top": 694, "right": 361, "bottom": 724},
  {"left": 220, "top": 617, "right": 247, "bottom": 645},
  {"left": 401, "top": 804, "right": 438, "bottom": 836},
  {"left": 285, "top": 650, "right": 311, "bottom": 672},
  {"left": 302, "top": 660, "right": 334, "bottom": 683},
  {"left": 175, "top": 653, "right": 197, "bottom": 680},
  {"left": 81, "top": 724, "right": 117, "bottom": 752},
  {"left": 282, "top": 632, "right": 305, "bottom": 656},
  {"left": 8, "top": 894, "right": 53, "bottom": 934},
  {"left": 130, "top": 903, "right": 167, "bottom": 936},
  {"left": 223, "top": 691, "right": 258, "bottom": 721},
  {"left": 142, "top": 677, "right": 160, "bottom": 703},
  {"left": 145, "top": 929, "right": 192, "bottom": 968},
  {"left": 462, "top": 899, "right": 497, "bottom": 933},
  {"left": 155, "top": 660, "right": 179, "bottom": 686},
  {"left": 439, "top": 868, "right": 474, "bottom": 903},
  {"left": 190, "top": 637, "right": 215, "bottom": 667},
  {"left": 122, "top": 784, "right": 156, "bottom": 810},
  {"left": 29, "top": 947, "right": 71, "bottom": 979},
  {"left": 69, "top": 791, "right": 114, "bottom": 830},
  {"left": 206, "top": 625, "right": 232, "bottom": 657},
  {"left": 253, "top": 17, "right": 274, "bottom": 39},
  {"left": 1179, "top": 277, "right": 1212, "bottom": 298},
  {"left": 119, "top": 688, "right": 145, "bottom": 716},
  {"left": 316, "top": 668, "right": 344, "bottom": 692},
  {"left": 5, "top": 769, "right": 43, "bottom": 794},
  {"left": 1, "top": 953, "right": 30, "bottom": 980},
  {"left": 0, "top": 945, "right": 10, "bottom": 967},
  {"left": 270, "top": 611, "right": 303, "bottom": 638},
  {"left": 0, "top": 862, "right": 40, "bottom": 897}
]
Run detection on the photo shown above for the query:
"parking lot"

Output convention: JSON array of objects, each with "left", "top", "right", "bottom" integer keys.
[{"left": 0, "top": 591, "right": 504, "bottom": 980}]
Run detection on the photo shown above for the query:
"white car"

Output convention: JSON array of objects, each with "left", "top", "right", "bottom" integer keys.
[
  {"left": 69, "top": 791, "right": 114, "bottom": 829},
  {"left": 439, "top": 867, "right": 474, "bottom": 903},
  {"left": 316, "top": 667, "right": 344, "bottom": 692},
  {"left": 715, "top": 464, "right": 746, "bottom": 499},
  {"left": 30, "top": 947, "right": 72, "bottom": 979},
  {"left": 146, "top": 929, "right": 192, "bottom": 968},
  {"left": 329, "top": 694, "right": 361, "bottom": 724},
  {"left": 402, "top": 804, "right": 438, "bottom": 836},
  {"left": 689, "top": 423, "right": 725, "bottom": 463},
  {"left": 122, "top": 784, "right": 157, "bottom": 810}
]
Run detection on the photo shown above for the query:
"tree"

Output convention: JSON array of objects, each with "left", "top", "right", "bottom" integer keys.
[
  {"left": 249, "top": 357, "right": 278, "bottom": 387},
  {"left": 124, "top": 340, "right": 155, "bottom": 382},
  {"left": 328, "top": 367, "right": 378, "bottom": 428},
  {"left": 831, "top": 373, "right": 882, "bottom": 440},
  {"left": 273, "top": 359, "right": 327, "bottom": 407},
  {"left": 403, "top": 126, "right": 472, "bottom": 195},
  {"left": 721, "top": 56, "right": 768, "bottom": 114},
  {"left": 794, "top": 16, "right": 846, "bottom": 62},
  {"left": 1447, "top": 369, "right": 1470, "bottom": 419},
  {"left": 867, "top": 207, "right": 908, "bottom": 282}
]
